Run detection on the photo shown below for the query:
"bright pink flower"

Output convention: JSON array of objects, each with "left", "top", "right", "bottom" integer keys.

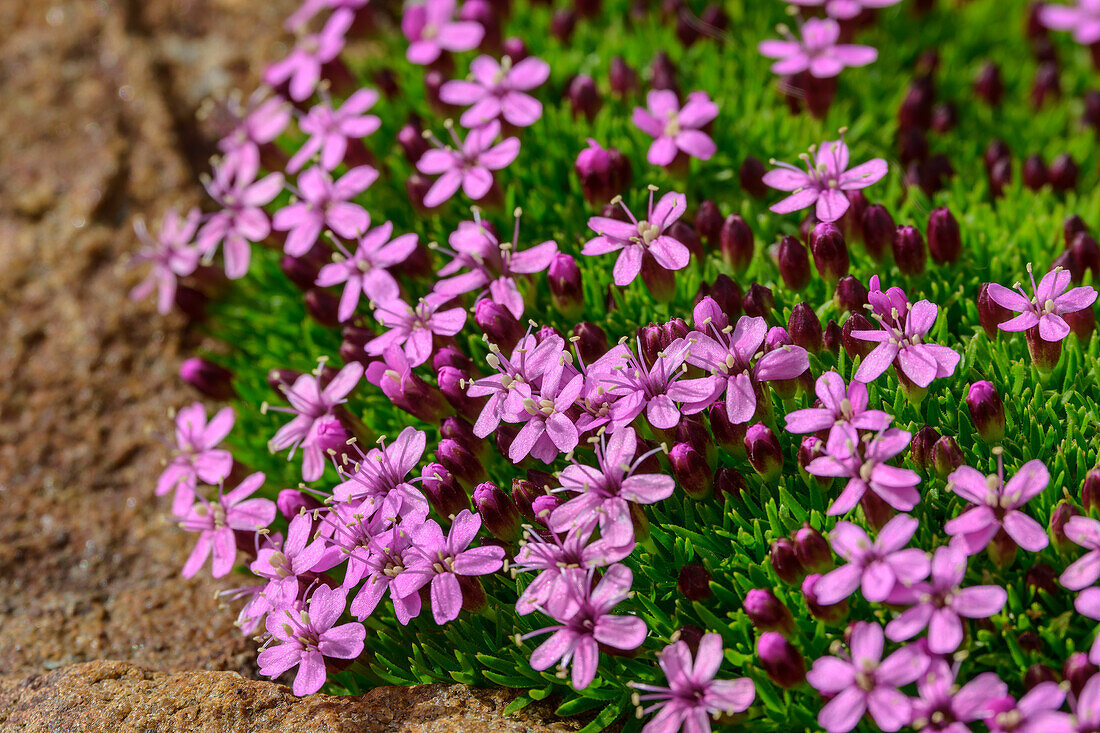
[
  {"left": 130, "top": 208, "right": 202, "bottom": 315},
  {"left": 179, "top": 472, "right": 277, "bottom": 578},
  {"left": 364, "top": 345, "right": 444, "bottom": 420},
  {"left": 258, "top": 584, "right": 365, "bottom": 696},
  {"left": 197, "top": 154, "right": 284, "bottom": 279},
  {"left": 251, "top": 512, "right": 337, "bottom": 597},
  {"left": 288, "top": 90, "right": 382, "bottom": 173},
  {"left": 806, "top": 424, "right": 921, "bottom": 514},
  {"left": 787, "top": 0, "right": 902, "bottom": 20},
  {"left": 814, "top": 514, "right": 930, "bottom": 605},
  {"left": 986, "top": 265, "right": 1097, "bottom": 342},
  {"left": 285, "top": 0, "right": 368, "bottom": 31},
  {"left": 263, "top": 9, "right": 353, "bottom": 101},
  {"left": 785, "top": 371, "right": 893, "bottom": 436},
  {"left": 884, "top": 545, "right": 1007, "bottom": 654},
  {"left": 763, "top": 137, "right": 887, "bottom": 222},
  {"left": 158, "top": 403, "right": 235, "bottom": 515},
  {"left": 586, "top": 337, "right": 694, "bottom": 432},
  {"left": 274, "top": 165, "right": 376, "bottom": 257},
  {"left": 521, "top": 564, "right": 647, "bottom": 690},
  {"left": 215, "top": 90, "right": 293, "bottom": 165},
  {"left": 1040, "top": 1, "right": 1100, "bottom": 45},
  {"left": 910, "top": 661, "right": 1007, "bottom": 733},
  {"left": 851, "top": 287, "right": 960, "bottom": 388},
  {"left": 758, "top": 18, "right": 878, "bottom": 78},
  {"left": 402, "top": 0, "right": 484, "bottom": 65},
  {"left": 331, "top": 426, "right": 429, "bottom": 521},
  {"left": 630, "top": 633, "right": 756, "bottom": 733},
  {"left": 365, "top": 296, "right": 467, "bottom": 368},
  {"left": 416, "top": 120, "right": 519, "bottom": 208},
  {"left": 440, "top": 54, "right": 551, "bottom": 128},
  {"left": 467, "top": 333, "right": 569, "bottom": 438},
  {"left": 1060, "top": 516, "right": 1100, "bottom": 590},
  {"left": 945, "top": 459, "right": 1050, "bottom": 555},
  {"left": 984, "top": 682, "right": 1068, "bottom": 733},
  {"left": 316, "top": 222, "right": 419, "bottom": 322},
  {"left": 508, "top": 371, "right": 585, "bottom": 464},
  {"left": 807, "top": 621, "right": 929, "bottom": 733},
  {"left": 583, "top": 188, "right": 690, "bottom": 286},
  {"left": 348, "top": 522, "right": 424, "bottom": 624},
  {"left": 632, "top": 90, "right": 718, "bottom": 166}
]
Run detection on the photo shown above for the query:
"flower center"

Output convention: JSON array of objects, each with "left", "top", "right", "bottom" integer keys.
[{"left": 635, "top": 220, "right": 661, "bottom": 246}]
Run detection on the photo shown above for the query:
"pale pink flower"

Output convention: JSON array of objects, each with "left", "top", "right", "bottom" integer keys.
[
  {"left": 806, "top": 424, "right": 921, "bottom": 515},
  {"left": 316, "top": 222, "right": 418, "bottom": 322},
  {"left": 758, "top": 18, "right": 878, "bottom": 78},
  {"left": 987, "top": 264, "right": 1098, "bottom": 342},
  {"left": 417, "top": 120, "right": 520, "bottom": 208},
  {"left": 285, "top": 0, "right": 368, "bottom": 31},
  {"left": 632, "top": 90, "right": 718, "bottom": 167},
  {"left": 763, "top": 137, "right": 887, "bottom": 222},
  {"left": 788, "top": 0, "right": 902, "bottom": 20},
  {"left": 179, "top": 472, "right": 276, "bottom": 578},
  {"left": 198, "top": 154, "right": 284, "bottom": 279},
  {"left": 274, "top": 165, "right": 376, "bottom": 257},
  {"left": 402, "top": 0, "right": 484, "bottom": 65},
  {"left": 214, "top": 89, "right": 293, "bottom": 166},
  {"left": 583, "top": 188, "right": 690, "bottom": 286},
  {"left": 130, "top": 208, "right": 202, "bottom": 315},
  {"left": 440, "top": 55, "right": 551, "bottom": 128},
  {"left": 910, "top": 661, "right": 1007, "bottom": 733},
  {"left": 158, "top": 403, "right": 235, "bottom": 515},
  {"left": 288, "top": 90, "right": 382, "bottom": 173},
  {"left": 785, "top": 371, "right": 893, "bottom": 436},
  {"left": 945, "top": 459, "right": 1050, "bottom": 555},
  {"left": 852, "top": 291, "right": 960, "bottom": 389},
  {"left": 814, "top": 514, "right": 930, "bottom": 605},
  {"left": 1040, "top": 1, "right": 1100, "bottom": 45},
  {"left": 365, "top": 296, "right": 467, "bottom": 368},
  {"left": 264, "top": 9, "right": 353, "bottom": 101}
]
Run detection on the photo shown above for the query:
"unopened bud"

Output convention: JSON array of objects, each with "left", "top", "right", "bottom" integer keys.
[
  {"left": 793, "top": 524, "right": 832, "bottom": 574},
  {"left": 835, "top": 274, "right": 869, "bottom": 315},
  {"left": 572, "top": 322, "right": 608, "bottom": 364},
  {"left": 932, "top": 435, "right": 963, "bottom": 477},
  {"left": 745, "top": 423, "right": 782, "bottom": 480},
  {"left": 975, "top": 62, "right": 1004, "bottom": 106},
  {"left": 677, "top": 563, "right": 713, "bottom": 601},
  {"left": 1083, "top": 468, "right": 1100, "bottom": 513},
  {"left": 179, "top": 357, "right": 235, "bottom": 400},
  {"left": 909, "top": 426, "right": 941, "bottom": 469},
  {"left": 743, "top": 283, "right": 774, "bottom": 321},
  {"left": 439, "top": 439, "right": 487, "bottom": 487},
  {"left": 472, "top": 481, "right": 521, "bottom": 542},
  {"left": 778, "top": 236, "right": 811, "bottom": 291},
  {"left": 927, "top": 207, "right": 962, "bottom": 265},
  {"left": 757, "top": 632, "right": 806, "bottom": 688},
  {"left": 978, "top": 283, "right": 1013, "bottom": 339},
  {"left": 892, "top": 225, "right": 927, "bottom": 276},
  {"left": 744, "top": 588, "right": 794, "bottom": 634},
  {"left": 860, "top": 204, "right": 894, "bottom": 261},
  {"left": 670, "top": 442, "right": 713, "bottom": 499},
  {"left": 788, "top": 302, "right": 823, "bottom": 353},
  {"left": 547, "top": 253, "right": 584, "bottom": 318},
  {"left": 802, "top": 574, "right": 848, "bottom": 624},
  {"left": 769, "top": 538, "right": 805, "bottom": 585},
  {"left": 719, "top": 214, "right": 754, "bottom": 272},
  {"left": 422, "top": 463, "right": 469, "bottom": 518},
  {"left": 475, "top": 299, "right": 522, "bottom": 352},
  {"left": 841, "top": 313, "right": 875, "bottom": 359},
  {"left": 740, "top": 155, "right": 768, "bottom": 198}
]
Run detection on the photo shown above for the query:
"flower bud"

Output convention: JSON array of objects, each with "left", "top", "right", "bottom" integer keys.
[
  {"left": 719, "top": 214, "right": 754, "bottom": 272},
  {"left": 1023, "top": 154, "right": 1048, "bottom": 190},
  {"left": 712, "top": 466, "right": 746, "bottom": 503},
  {"left": 898, "top": 80, "right": 934, "bottom": 130},
  {"left": 734, "top": 155, "right": 768, "bottom": 199},
  {"left": 798, "top": 435, "right": 829, "bottom": 484},
  {"left": 802, "top": 574, "right": 848, "bottom": 624},
  {"left": 1024, "top": 664, "right": 1060, "bottom": 692},
  {"left": 432, "top": 345, "right": 474, "bottom": 373},
  {"left": 977, "top": 283, "right": 1012, "bottom": 338},
  {"left": 985, "top": 138, "right": 1011, "bottom": 171},
  {"left": 550, "top": 8, "right": 577, "bottom": 41},
  {"left": 902, "top": 428, "right": 938, "bottom": 473},
  {"left": 931, "top": 102, "right": 957, "bottom": 133},
  {"left": 472, "top": 481, "right": 521, "bottom": 542},
  {"left": 179, "top": 357, "right": 235, "bottom": 400},
  {"left": 694, "top": 199, "right": 724, "bottom": 245},
  {"left": 572, "top": 322, "right": 607, "bottom": 364},
  {"left": 439, "top": 438, "right": 487, "bottom": 487},
  {"left": 530, "top": 494, "right": 561, "bottom": 526},
  {"left": 567, "top": 74, "right": 601, "bottom": 120},
  {"left": 745, "top": 423, "right": 782, "bottom": 480},
  {"left": 742, "top": 283, "right": 774, "bottom": 321},
  {"left": 421, "top": 463, "right": 469, "bottom": 518},
  {"left": 1072, "top": 234, "right": 1100, "bottom": 281},
  {"left": 965, "top": 380, "right": 1005, "bottom": 444},
  {"left": 1026, "top": 326, "right": 1063, "bottom": 371},
  {"left": 834, "top": 274, "right": 869, "bottom": 315},
  {"left": 788, "top": 302, "right": 823, "bottom": 353},
  {"left": 547, "top": 253, "right": 584, "bottom": 318},
  {"left": 276, "top": 488, "right": 323, "bottom": 520},
  {"left": 778, "top": 235, "right": 811, "bottom": 291},
  {"left": 860, "top": 204, "right": 894, "bottom": 261},
  {"left": 397, "top": 121, "right": 430, "bottom": 165},
  {"left": 1064, "top": 652, "right": 1097, "bottom": 697},
  {"left": 744, "top": 588, "right": 794, "bottom": 634},
  {"left": 1066, "top": 215, "right": 1090, "bottom": 249},
  {"left": 669, "top": 220, "right": 703, "bottom": 264},
  {"left": 677, "top": 563, "right": 713, "bottom": 601},
  {"left": 650, "top": 51, "right": 679, "bottom": 94},
  {"left": 710, "top": 274, "right": 743, "bottom": 320},
  {"left": 892, "top": 225, "right": 927, "bottom": 276},
  {"left": 988, "top": 157, "right": 1012, "bottom": 198},
  {"left": 1083, "top": 468, "right": 1100, "bottom": 513},
  {"left": 1032, "top": 61, "right": 1061, "bottom": 108},
  {"left": 440, "top": 415, "right": 480, "bottom": 453},
  {"left": 989, "top": 527, "right": 1018, "bottom": 569},
  {"left": 475, "top": 299, "right": 522, "bottom": 352},
  {"left": 675, "top": 414, "right": 712, "bottom": 459},
  {"left": 338, "top": 325, "right": 373, "bottom": 367},
  {"left": 575, "top": 139, "right": 613, "bottom": 205},
  {"left": 840, "top": 191, "right": 868, "bottom": 242},
  {"left": 805, "top": 75, "right": 837, "bottom": 119},
  {"left": 932, "top": 435, "right": 963, "bottom": 477},
  {"left": 769, "top": 538, "right": 805, "bottom": 585},
  {"left": 975, "top": 62, "right": 1004, "bottom": 106},
  {"left": 436, "top": 366, "right": 479, "bottom": 420},
  {"left": 637, "top": 323, "right": 663, "bottom": 368},
  {"left": 1051, "top": 501, "right": 1081, "bottom": 551},
  {"left": 841, "top": 313, "right": 875, "bottom": 359},
  {"left": 304, "top": 289, "right": 341, "bottom": 327},
  {"left": 927, "top": 207, "right": 961, "bottom": 265},
  {"left": 281, "top": 254, "right": 323, "bottom": 291},
  {"left": 757, "top": 632, "right": 806, "bottom": 688},
  {"left": 793, "top": 524, "right": 832, "bottom": 574},
  {"left": 502, "top": 37, "right": 528, "bottom": 63},
  {"left": 1025, "top": 563, "right": 1059, "bottom": 597},
  {"left": 709, "top": 403, "right": 748, "bottom": 458},
  {"left": 823, "top": 320, "right": 842, "bottom": 355},
  {"left": 1049, "top": 153, "right": 1079, "bottom": 193},
  {"left": 641, "top": 252, "right": 677, "bottom": 302},
  {"left": 670, "top": 442, "right": 713, "bottom": 499},
  {"left": 1086, "top": 89, "right": 1100, "bottom": 130},
  {"left": 608, "top": 55, "right": 638, "bottom": 97},
  {"left": 898, "top": 127, "right": 929, "bottom": 167}
]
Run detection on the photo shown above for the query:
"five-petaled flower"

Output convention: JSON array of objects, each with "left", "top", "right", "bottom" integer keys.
[
  {"left": 632, "top": 90, "right": 719, "bottom": 167},
  {"left": 402, "top": 0, "right": 484, "bottom": 65},
  {"left": 315, "top": 221, "right": 419, "bottom": 322},
  {"left": 366, "top": 296, "right": 467, "bottom": 368},
  {"left": 264, "top": 9, "right": 353, "bottom": 101},
  {"left": 583, "top": 187, "right": 691, "bottom": 286},
  {"left": 759, "top": 18, "right": 878, "bottom": 79},
  {"left": 440, "top": 55, "right": 551, "bottom": 129},
  {"left": 945, "top": 458, "right": 1051, "bottom": 555},
  {"left": 274, "top": 165, "right": 377, "bottom": 257},
  {"left": 417, "top": 120, "right": 520, "bottom": 208},
  {"left": 763, "top": 136, "right": 888, "bottom": 222},
  {"left": 785, "top": 371, "right": 893, "bottom": 437},
  {"left": 814, "top": 514, "right": 931, "bottom": 605},
  {"left": 198, "top": 153, "right": 284, "bottom": 279},
  {"left": 158, "top": 403, "right": 236, "bottom": 515},
  {"left": 806, "top": 424, "right": 921, "bottom": 515},
  {"left": 130, "top": 208, "right": 202, "bottom": 315},
  {"left": 288, "top": 90, "right": 382, "bottom": 173},
  {"left": 179, "top": 472, "right": 277, "bottom": 578},
  {"left": 986, "top": 264, "right": 1098, "bottom": 342}
]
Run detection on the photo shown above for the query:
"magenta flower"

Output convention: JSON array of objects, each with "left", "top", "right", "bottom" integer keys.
[
  {"left": 285, "top": 0, "right": 368, "bottom": 32},
  {"left": 787, "top": 0, "right": 902, "bottom": 19},
  {"left": 986, "top": 265, "right": 1098, "bottom": 342},
  {"left": 508, "top": 372, "right": 585, "bottom": 464},
  {"left": 331, "top": 426, "right": 429, "bottom": 521},
  {"left": 763, "top": 137, "right": 888, "bottom": 222},
  {"left": 258, "top": 584, "right": 365, "bottom": 696},
  {"left": 630, "top": 633, "right": 756, "bottom": 733},
  {"left": 365, "top": 296, "right": 467, "bottom": 368},
  {"left": 910, "top": 661, "right": 1007, "bottom": 733},
  {"left": 521, "top": 564, "right": 647, "bottom": 690},
  {"left": 758, "top": 18, "right": 878, "bottom": 78},
  {"left": 397, "top": 510, "right": 505, "bottom": 624},
  {"left": 288, "top": 90, "right": 382, "bottom": 173},
  {"left": 417, "top": 120, "right": 519, "bottom": 208},
  {"left": 274, "top": 165, "right": 376, "bottom": 258},
  {"left": 267, "top": 362, "right": 363, "bottom": 482},
  {"left": 814, "top": 514, "right": 930, "bottom": 605},
  {"left": 263, "top": 9, "right": 353, "bottom": 101},
  {"left": 440, "top": 55, "right": 551, "bottom": 128},
  {"left": 1040, "top": 1, "right": 1100, "bottom": 45},
  {"left": 179, "top": 472, "right": 276, "bottom": 578},
  {"left": 548, "top": 427, "right": 675, "bottom": 546},
  {"left": 884, "top": 545, "right": 1007, "bottom": 654},
  {"left": 984, "top": 683, "right": 1069, "bottom": 733},
  {"left": 348, "top": 523, "right": 424, "bottom": 624},
  {"left": 852, "top": 288, "right": 960, "bottom": 389},
  {"left": 806, "top": 424, "right": 921, "bottom": 515},
  {"left": 468, "top": 333, "right": 570, "bottom": 438},
  {"left": 945, "top": 459, "right": 1050, "bottom": 555},
  {"left": 583, "top": 188, "right": 690, "bottom": 286},
  {"left": 1064, "top": 517, "right": 1100, "bottom": 590},
  {"left": 364, "top": 345, "right": 444, "bottom": 420},
  {"left": 785, "top": 371, "right": 893, "bottom": 436},
  {"left": 807, "top": 621, "right": 930, "bottom": 733},
  {"left": 197, "top": 154, "right": 284, "bottom": 279},
  {"left": 215, "top": 90, "right": 292, "bottom": 165},
  {"left": 130, "top": 208, "right": 202, "bottom": 315},
  {"left": 158, "top": 403, "right": 235, "bottom": 516},
  {"left": 250, "top": 512, "right": 335, "bottom": 598},
  {"left": 586, "top": 337, "right": 694, "bottom": 432},
  {"left": 632, "top": 90, "right": 718, "bottom": 167},
  {"left": 316, "top": 222, "right": 419, "bottom": 322},
  {"left": 402, "top": 0, "right": 484, "bottom": 65}
]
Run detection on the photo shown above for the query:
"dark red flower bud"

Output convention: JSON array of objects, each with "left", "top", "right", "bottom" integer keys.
[
  {"left": 898, "top": 81, "right": 934, "bottom": 130},
  {"left": 1083, "top": 468, "right": 1100, "bottom": 513},
  {"left": 397, "top": 122, "right": 430, "bottom": 165},
  {"left": 927, "top": 207, "right": 961, "bottom": 265},
  {"left": 1026, "top": 325, "right": 1063, "bottom": 371},
  {"left": 1025, "top": 563, "right": 1059, "bottom": 596},
  {"left": 1064, "top": 653, "right": 1097, "bottom": 697},
  {"left": 719, "top": 214, "right": 754, "bottom": 272},
  {"left": 511, "top": 478, "right": 541, "bottom": 520},
  {"left": 440, "top": 439, "right": 487, "bottom": 488},
  {"left": 1024, "top": 663, "right": 1060, "bottom": 692},
  {"left": 739, "top": 155, "right": 768, "bottom": 198},
  {"left": 778, "top": 236, "right": 811, "bottom": 291},
  {"left": 823, "top": 320, "right": 842, "bottom": 355},
  {"left": 422, "top": 463, "right": 469, "bottom": 518},
  {"left": 405, "top": 173, "right": 433, "bottom": 213},
  {"left": 931, "top": 102, "right": 957, "bottom": 133},
  {"left": 835, "top": 274, "right": 869, "bottom": 314},
  {"left": 502, "top": 36, "right": 528, "bottom": 63},
  {"left": 798, "top": 435, "right": 823, "bottom": 476},
  {"left": 809, "top": 222, "right": 849, "bottom": 284},
  {"left": 475, "top": 299, "right": 522, "bottom": 352},
  {"left": 641, "top": 252, "right": 677, "bottom": 302},
  {"left": 432, "top": 345, "right": 473, "bottom": 373},
  {"left": 757, "top": 633, "right": 806, "bottom": 688},
  {"left": 694, "top": 199, "right": 724, "bottom": 245},
  {"left": 304, "top": 288, "right": 341, "bottom": 327},
  {"left": 670, "top": 442, "right": 713, "bottom": 499},
  {"left": 743, "top": 283, "right": 774, "bottom": 321},
  {"left": 678, "top": 563, "right": 713, "bottom": 601},
  {"left": 769, "top": 538, "right": 805, "bottom": 585},
  {"left": 674, "top": 414, "right": 711, "bottom": 460},
  {"left": 802, "top": 574, "right": 848, "bottom": 624},
  {"left": 745, "top": 423, "right": 782, "bottom": 480},
  {"left": 978, "top": 283, "right": 1013, "bottom": 338},
  {"left": 989, "top": 157, "right": 1013, "bottom": 199},
  {"left": 669, "top": 220, "right": 702, "bottom": 264},
  {"left": 788, "top": 302, "right": 824, "bottom": 354},
  {"left": 650, "top": 51, "right": 679, "bottom": 94},
  {"left": 437, "top": 366, "right": 481, "bottom": 420},
  {"left": 1023, "top": 154, "right": 1048, "bottom": 190},
  {"left": 892, "top": 225, "right": 927, "bottom": 276},
  {"left": 1072, "top": 234, "right": 1100, "bottom": 280},
  {"left": 709, "top": 404, "right": 748, "bottom": 458},
  {"left": 1086, "top": 89, "right": 1100, "bottom": 130},
  {"left": 572, "top": 322, "right": 608, "bottom": 365},
  {"left": 909, "top": 426, "right": 941, "bottom": 469},
  {"left": 1017, "top": 630, "right": 1043, "bottom": 654},
  {"left": 985, "top": 139, "right": 1011, "bottom": 171},
  {"left": 709, "top": 274, "right": 743, "bottom": 320},
  {"left": 794, "top": 524, "right": 832, "bottom": 574},
  {"left": 805, "top": 75, "right": 837, "bottom": 118},
  {"left": 1032, "top": 61, "right": 1061, "bottom": 108},
  {"left": 280, "top": 254, "right": 322, "bottom": 291},
  {"left": 841, "top": 313, "right": 875, "bottom": 359},
  {"left": 975, "top": 62, "right": 1004, "bottom": 106},
  {"left": 1051, "top": 501, "right": 1081, "bottom": 551},
  {"left": 861, "top": 491, "right": 894, "bottom": 531},
  {"left": 472, "top": 481, "right": 521, "bottom": 542},
  {"left": 637, "top": 323, "right": 663, "bottom": 368},
  {"left": 712, "top": 466, "right": 746, "bottom": 502},
  {"left": 700, "top": 4, "right": 729, "bottom": 32},
  {"left": 609, "top": 56, "right": 638, "bottom": 97},
  {"left": 898, "top": 127, "right": 929, "bottom": 166},
  {"left": 744, "top": 588, "right": 794, "bottom": 634},
  {"left": 1066, "top": 215, "right": 1090, "bottom": 248},
  {"left": 179, "top": 357, "right": 235, "bottom": 400},
  {"left": 567, "top": 74, "right": 601, "bottom": 120},
  {"left": 1049, "top": 153, "right": 1079, "bottom": 193},
  {"left": 547, "top": 253, "right": 584, "bottom": 318},
  {"left": 932, "top": 435, "right": 963, "bottom": 477},
  {"left": 860, "top": 204, "right": 895, "bottom": 261},
  {"left": 966, "top": 381, "right": 1005, "bottom": 444},
  {"left": 276, "top": 488, "right": 323, "bottom": 520},
  {"left": 550, "top": 8, "right": 577, "bottom": 41}
]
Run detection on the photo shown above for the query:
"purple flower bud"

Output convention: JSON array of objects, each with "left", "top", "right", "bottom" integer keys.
[
  {"left": 608, "top": 56, "right": 638, "bottom": 97},
  {"left": 778, "top": 236, "right": 812, "bottom": 291},
  {"left": 694, "top": 199, "right": 723, "bottom": 244},
  {"left": 547, "top": 253, "right": 584, "bottom": 318},
  {"left": 931, "top": 102, "right": 957, "bottom": 133},
  {"left": 743, "top": 283, "right": 774, "bottom": 321},
  {"left": 575, "top": 0, "right": 602, "bottom": 18},
  {"left": 802, "top": 574, "right": 848, "bottom": 624},
  {"left": 669, "top": 220, "right": 703, "bottom": 264},
  {"left": 892, "top": 225, "right": 927, "bottom": 276},
  {"left": 436, "top": 366, "right": 479, "bottom": 420},
  {"left": 1064, "top": 653, "right": 1097, "bottom": 697},
  {"left": 405, "top": 173, "right": 433, "bottom": 214},
  {"left": 677, "top": 563, "right": 713, "bottom": 601},
  {"left": 641, "top": 252, "right": 677, "bottom": 302},
  {"left": 637, "top": 322, "right": 663, "bottom": 368},
  {"left": 675, "top": 415, "right": 712, "bottom": 460},
  {"left": 567, "top": 74, "right": 601, "bottom": 120},
  {"left": 550, "top": 8, "right": 577, "bottom": 41},
  {"left": 898, "top": 80, "right": 934, "bottom": 130},
  {"left": 1086, "top": 89, "right": 1100, "bottom": 129},
  {"left": 823, "top": 320, "right": 842, "bottom": 355},
  {"left": 708, "top": 403, "right": 748, "bottom": 459},
  {"left": 745, "top": 423, "right": 782, "bottom": 480},
  {"left": 840, "top": 190, "right": 868, "bottom": 241},
  {"left": 709, "top": 274, "right": 743, "bottom": 320},
  {"left": 1050, "top": 153, "right": 1079, "bottom": 193},
  {"left": 712, "top": 466, "right": 746, "bottom": 503},
  {"left": 1032, "top": 61, "right": 1061, "bottom": 108},
  {"left": 975, "top": 62, "right": 1004, "bottom": 106},
  {"left": 1051, "top": 501, "right": 1081, "bottom": 551},
  {"left": 898, "top": 127, "right": 929, "bottom": 167},
  {"left": 531, "top": 494, "right": 562, "bottom": 527},
  {"left": 834, "top": 274, "right": 869, "bottom": 315},
  {"left": 502, "top": 37, "right": 528, "bottom": 63},
  {"left": 927, "top": 207, "right": 962, "bottom": 265},
  {"left": 421, "top": 463, "right": 469, "bottom": 518},
  {"left": 1024, "top": 664, "right": 1060, "bottom": 692},
  {"left": 276, "top": 488, "right": 323, "bottom": 520},
  {"left": 433, "top": 344, "right": 474, "bottom": 373},
  {"left": 670, "top": 442, "right": 712, "bottom": 499},
  {"left": 1023, "top": 154, "right": 1048, "bottom": 190},
  {"left": 793, "top": 524, "right": 832, "bottom": 574},
  {"left": 1025, "top": 563, "right": 1059, "bottom": 596},
  {"left": 650, "top": 51, "right": 679, "bottom": 94},
  {"left": 439, "top": 438, "right": 487, "bottom": 488},
  {"left": 495, "top": 424, "right": 519, "bottom": 463},
  {"left": 978, "top": 283, "right": 1013, "bottom": 338},
  {"left": 966, "top": 381, "right": 1005, "bottom": 444},
  {"left": 179, "top": 357, "right": 235, "bottom": 400},
  {"left": 397, "top": 121, "right": 430, "bottom": 165},
  {"left": 1066, "top": 215, "right": 1090, "bottom": 248},
  {"left": 472, "top": 481, "right": 521, "bottom": 542},
  {"left": 1026, "top": 326, "right": 1063, "bottom": 371},
  {"left": 719, "top": 214, "right": 754, "bottom": 272},
  {"left": 769, "top": 538, "right": 805, "bottom": 585},
  {"left": 674, "top": 624, "right": 705, "bottom": 656},
  {"left": 700, "top": 4, "right": 729, "bottom": 31},
  {"left": 440, "top": 416, "right": 480, "bottom": 454},
  {"left": 910, "top": 425, "right": 941, "bottom": 469},
  {"left": 475, "top": 299, "right": 522, "bottom": 352},
  {"left": 744, "top": 588, "right": 794, "bottom": 634},
  {"left": 1072, "top": 234, "right": 1100, "bottom": 281},
  {"left": 860, "top": 204, "right": 894, "bottom": 261},
  {"left": 739, "top": 155, "right": 768, "bottom": 198},
  {"left": 757, "top": 633, "right": 806, "bottom": 688},
  {"left": 841, "top": 313, "right": 875, "bottom": 359},
  {"left": 1083, "top": 468, "right": 1100, "bottom": 513},
  {"left": 572, "top": 322, "right": 608, "bottom": 364},
  {"left": 511, "top": 478, "right": 542, "bottom": 520},
  {"left": 281, "top": 254, "right": 323, "bottom": 291},
  {"left": 788, "top": 302, "right": 823, "bottom": 353},
  {"left": 989, "top": 157, "right": 1012, "bottom": 199},
  {"left": 985, "top": 138, "right": 1011, "bottom": 171},
  {"left": 805, "top": 75, "right": 837, "bottom": 119},
  {"left": 932, "top": 435, "right": 963, "bottom": 478},
  {"left": 304, "top": 289, "right": 341, "bottom": 327}
]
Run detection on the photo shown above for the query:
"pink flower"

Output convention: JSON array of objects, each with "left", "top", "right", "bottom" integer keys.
[
  {"left": 365, "top": 296, "right": 467, "bottom": 368},
  {"left": 274, "top": 165, "right": 376, "bottom": 257},
  {"left": 807, "top": 621, "right": 929, "bottom": 733},
  {"left": 467, "top": 333, "right": 569, "bottom": 438},
  {"left": 521, "top": 564, "right": 647, "bottom": 690},
  {"left": 583, "top": 188, "right": 690, "bottom": 286},
  {"left": 945, "top": 459, "right": 1050, "bottom": 555},
  {"left": 632, "top": 90, "right": 718, "bottom": 166},
  {"left": 758, "top": 18, "right": 878, "bottom": 78},
  {"left": 215, "top": 90, "right": 293, "bottom": 165},
  {"left": 1030, "top": 672, "right": 1100, "bottom": 731},
  {"left": 402, "top": 0, "right": 484, "bottom": 65},
  {"left": 785, "top": 371, "right": 893, "bottom": 436},
  {"left": 288, "top": 90, "right": 382, "bottom": 173},
  {"left": 179, "top": 472, "right": 277, "bottom": 578},
  {"left": 1060, "top": 516, "right": 1100, "bottom": 590},
  {"left": 251, "top": 512, "right": 337, "bottom": 598},
  {"left": 440, "top": 55, "right": 551, "bottom": 128},
  {"left": 814, "top": 514, "right": 930, "bottom": 605},
  {"left": 263, "top": 9, "right": 353, "bottom": 101},
  {"left": 331, "top": 426, "right": 429, "bottom": 521},
  {"left": 806, "top": 424, "right": 921, "bottom": 515},
  {"left": 416, "top": 120, "right": 520, "bottom": 208},
  {"left": 258, "top": 584, "right": 365, "bottom": 696},
  {"left": 315, "top": 222, "right": 419, "bottom": 322},
  {"left": 130, "top": 208, "right": 202, "bottom": 315},
  {"left": 787, "top": 0, "right": 902, "bottom": 20},
  {"left": 267, "top": 362, "right": 363, "bottom": 482},
  {"left": 197, "top": 154, "right": 284, "bottom": 279},
  {"left": 548, "top": 427, "right": 675, "bottom": 546},
  {"left": 630, "top": 633, "right": 756, "bottom": 733},
  {"left": 348, "top": 523, "right": 424, "bottom": 624},
  {"left": 910, "top": 661, "right": 1007, "bottom": 733},
  {"left": 984, "top": 682, "right": 1068, "bottom": 733},
  {"left": 1040, "top": 1, "right": 1100, "bottom": 45},
  {"left": 158, "top": 403, "right": 235, "bottom": 515},
  {"left": 986, "top": 264, "right": 1097, "bottom": 342},
  {"left": 763, "top": 137, "right": 888, "bottom": 222},
  {"left": 586, "top": 337, "right": 694, "bottom": 432},
  {"left": 364, "top": 345, "right": 444, "bottom": 421},
  {"left": 884, "top": 545, "right": 1007, "bottom": 654},
  {"left": 508, "top": 371, "right": 585, "bottom": 464},
  {"left": 285, "top": 0, "right": 368, "bottom": 31}
]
